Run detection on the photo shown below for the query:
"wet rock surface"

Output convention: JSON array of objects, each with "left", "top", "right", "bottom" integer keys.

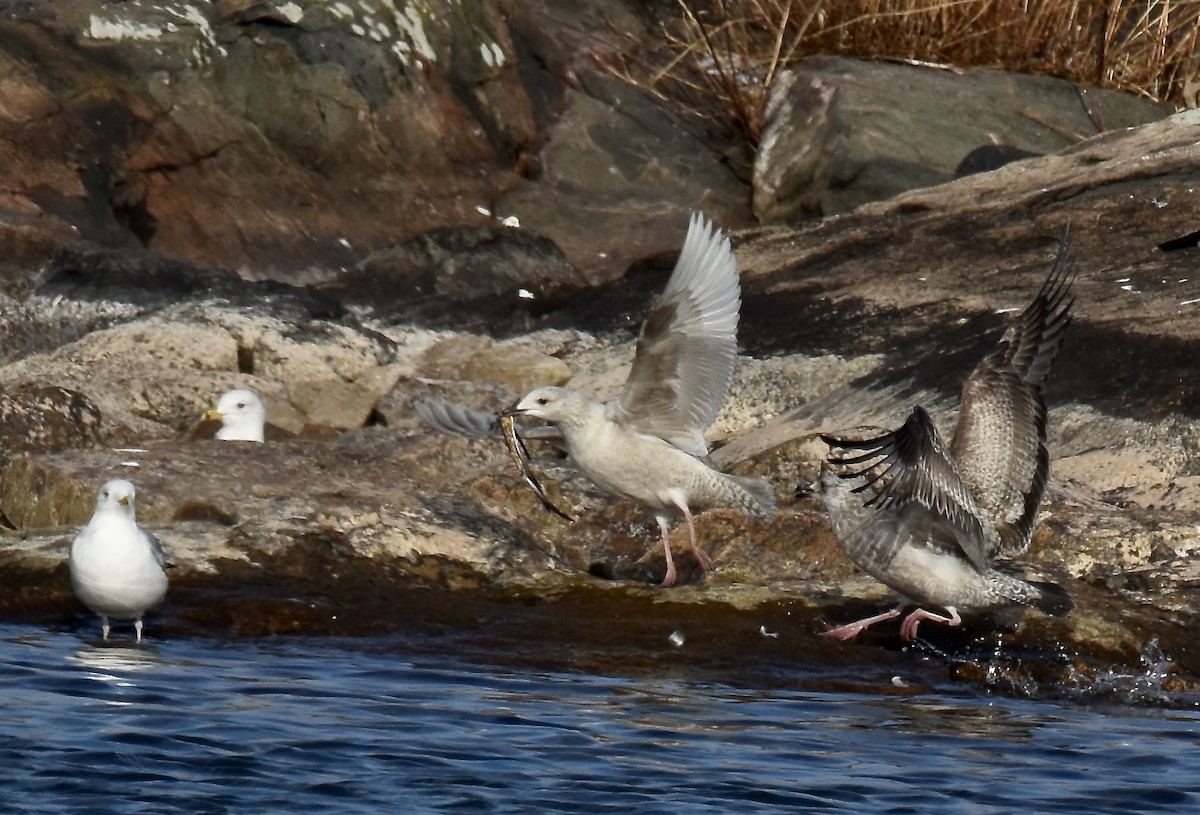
[{"left": 0, "top": 1, "right": 1199, "bottom": 699}]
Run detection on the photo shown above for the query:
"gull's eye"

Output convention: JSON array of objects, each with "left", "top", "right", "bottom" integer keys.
[
  {"left": 535, "top": 396, "right": 549, "bottom": 406},
  {"left": 237, "top": 402, "right": 246, "bottom": 409}
]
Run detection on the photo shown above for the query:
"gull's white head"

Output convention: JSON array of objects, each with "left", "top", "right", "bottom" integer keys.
[
  {"left": 206, "top": 389, "right": 266, "bottom": 442},
  {"left": 94, "top": 479, "right": 138, "bottom": 519},
  {"left": 506, "top": 386, "right": 590, "bottom": 426}
]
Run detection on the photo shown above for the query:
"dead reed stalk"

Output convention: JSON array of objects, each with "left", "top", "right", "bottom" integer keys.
[{"left": 608, "top": 0, "right": 1200, "bottom": 145}]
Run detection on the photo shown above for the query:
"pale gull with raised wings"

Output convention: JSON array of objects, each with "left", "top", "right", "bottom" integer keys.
[{"left": 419, "top": 213, "right": 775, "bottom": 586}]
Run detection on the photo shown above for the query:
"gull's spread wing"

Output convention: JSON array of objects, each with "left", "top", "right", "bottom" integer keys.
[
  {"left": 824, "top": 406, "right": 991, "bottom": 573},
  {"left": 950, "top": 229, "right": 1074, "bottom": 555},
  {"left": 415, "top": 397, "right": 564, "bottom": 442},
  {"left": 608, "top": 213, "right": 740, "bottom": 457}
]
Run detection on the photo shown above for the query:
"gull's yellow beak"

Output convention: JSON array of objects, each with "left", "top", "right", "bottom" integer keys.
[
  {"left": 203, "top": 408, "right": 223, "bottom": 422},
  {"left": 117, "top": 495, "right": 130, "bottom": 506}
]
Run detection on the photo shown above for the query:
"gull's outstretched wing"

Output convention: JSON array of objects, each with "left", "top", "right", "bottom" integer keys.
[
  {"left": 415, "top": 398, "right": 499, "bottom": 438},
  {"left": 415, "top": 397, "right": 563, "bottom": 442},
  {"left": 950, "top": 229, "right": 1075, "bottom": 555},
  {"left": 607, "top": 213, "right": 740, "bottom": 457},
  {"left": 824, "top": 406, "right": 991, "bottom": 573}
]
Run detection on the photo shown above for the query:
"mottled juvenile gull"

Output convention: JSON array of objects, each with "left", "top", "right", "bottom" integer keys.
[
  {"left": 204, "top": 388, "right": 266, "bottom": 442},
  {"left": 69, "top": 479, "right": 169, "bottom": 642},
  {"left": 807, "top": 235, "right": 1076, "bottom": 640},
  {"left": 421, "top": 213, "right": 776, "bottom": 586}
]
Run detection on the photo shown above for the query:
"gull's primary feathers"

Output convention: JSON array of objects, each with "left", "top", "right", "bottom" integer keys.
[
  {"left": 415, "top": 398, "right": 565, "bottom": 444},
  {"left": 420, "top": 213, "right": 775, "bottom": 586},
  {"left": 604, "top": 212, "right": 741, "bottom": 458},
  {"left": 204, "top": 388, "right": 266, "bottom": 442},
  {"left": 69, "top": 479, "right": 169, "bottom": 642},
  {"left": 808, "top": 233, "right": 1076, "bottom": 640}
]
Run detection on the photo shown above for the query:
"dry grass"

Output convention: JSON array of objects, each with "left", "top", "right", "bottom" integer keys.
[{"left": 604, "top": 0, "right": 1200, "bottom": 144}]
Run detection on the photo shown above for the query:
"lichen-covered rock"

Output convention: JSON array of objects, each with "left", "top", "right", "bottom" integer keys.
[
  {"left": 0, "top": 386, "right": 102, "bottom": 472},
  {"left": 321, "top": 226, "right": 588, "bottom": 332},
  {"left": 0, "top": 299, "right": 422, "bottom": 441},
  {"left": 0, "top": 314, "right": 240, "bottom": 442},
  {"left": 0, "top": 432, "right": 555, "bottom": 583},
  {"left": 414, "top": 334, "right": 572, "bottom": 396}
]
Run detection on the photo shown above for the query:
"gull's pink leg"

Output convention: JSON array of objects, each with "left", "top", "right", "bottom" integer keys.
[
  {"left": 826, "top": 605, "right": 905, "bottom": 641},
  {"left": 656, "top": 516, "right": 677, "bottom": 588},
  {"left": 899, "top": 606, "right": 961, "bottom": 641},
  {"left": 680, "top": 505, "right": 713, "bottom": 573}
]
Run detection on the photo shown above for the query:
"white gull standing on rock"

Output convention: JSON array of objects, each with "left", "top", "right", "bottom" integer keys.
[
  {"left": 806, "top": 232, "right": 1076, "bottom": 640},
  {"left": 503, "top": 214, "right": 777, "bottom": 585},
  {"left": 204, "top": 388, "right": 266, "bottom": 442},
  {"left": 419, "top": 213, "right": 776, "bottom": 586},
  {"left": 69, "top": 479, "right": 169, "bottom": 642}
]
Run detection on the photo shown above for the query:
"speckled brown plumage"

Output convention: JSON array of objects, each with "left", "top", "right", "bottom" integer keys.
[{"left": 810, "top": 231, "right": 1076, "bottom": 640}]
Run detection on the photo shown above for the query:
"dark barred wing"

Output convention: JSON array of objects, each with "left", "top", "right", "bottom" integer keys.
[
  {"left": 823, "top": 406, "right": 991, "bottom": 572},
  {"left": 950, "top": 228, "right": 1074, "bottom": 555}
]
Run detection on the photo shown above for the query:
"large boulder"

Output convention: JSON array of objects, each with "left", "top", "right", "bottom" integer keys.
[
  {"left": 753, "top": 56, "right": 1169, "bottom": 222},
  {"left": 495, "top": 71, "right": 756, "bottom": 283}
]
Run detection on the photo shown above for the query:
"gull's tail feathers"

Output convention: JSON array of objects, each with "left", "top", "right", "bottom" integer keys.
[
  {"left": 1028, "top": 579, "right": 1074, "bottom": 617},
  {"left": 725, "top": 474, "right": 777, "bottom": 521}
]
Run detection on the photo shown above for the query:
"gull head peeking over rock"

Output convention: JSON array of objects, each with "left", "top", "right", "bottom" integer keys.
[{"left": 205, "top": 388, "right": 266, "bottom": 443}]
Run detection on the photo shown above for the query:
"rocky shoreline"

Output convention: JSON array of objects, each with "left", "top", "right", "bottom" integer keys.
[{"left": 0, "top": 0, "right": 1198, "bottom": 697}]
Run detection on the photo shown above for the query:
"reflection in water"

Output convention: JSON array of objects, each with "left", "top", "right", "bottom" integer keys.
[
  {"left": 71, "top": 640, "right": 165, "bottom": 678},
  {"left": 855, "top": 695, "right": 1038, "bottom": 743},
  {"left": 0, "top": 624, "right": 1197, "bottom": 814}
]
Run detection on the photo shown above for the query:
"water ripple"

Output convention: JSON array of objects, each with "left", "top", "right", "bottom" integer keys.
[{"left": 0, "top": 625, "right": 1198, "bottom": 814}]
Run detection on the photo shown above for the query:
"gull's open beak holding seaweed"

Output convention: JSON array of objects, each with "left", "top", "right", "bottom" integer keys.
[{"left": 498, "top": 410, "right": 575, "bottom": 522}]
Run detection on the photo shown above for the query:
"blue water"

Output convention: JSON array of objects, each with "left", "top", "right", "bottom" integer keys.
[{"left": 1, "top": 623, "right": 1197, "bottom": 814}]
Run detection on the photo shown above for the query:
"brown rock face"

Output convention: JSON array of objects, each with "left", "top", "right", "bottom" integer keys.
[
  {"left": 0, "top": 0, "right": 761, "bottom": 288},
  {"left": 0, "top": 0, "right": 538, "bottom": 273},
  {"left": 0, "top": 386, "right": 101, "bottom": 473}
]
